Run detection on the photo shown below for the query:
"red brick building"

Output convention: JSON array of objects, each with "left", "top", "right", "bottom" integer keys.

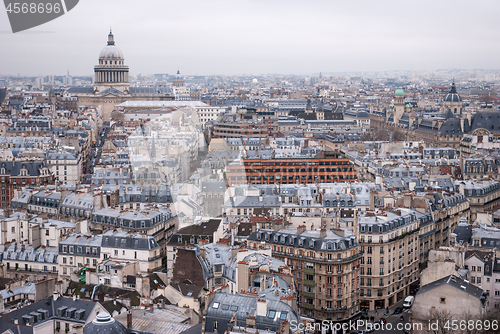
[
  {"left": 226, "top": 151, "right": 357, "bottom": 186},
  {"left": 0, "top": 160, "right": 54, "bottom": 208}
]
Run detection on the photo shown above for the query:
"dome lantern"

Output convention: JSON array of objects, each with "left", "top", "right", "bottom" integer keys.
[{"left": 107, "top": 29, "right": 115, "bottom": 46}]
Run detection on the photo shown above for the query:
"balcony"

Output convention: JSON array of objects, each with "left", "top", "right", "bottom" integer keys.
[
  {"left": 303, "top": 292, "right": 315, "bottom": 299},
  {"left": 301, "top": 303, "right": 315, "bottom": 310},
  {"left": 304, "top": 280, "right": 316, "bottom": 287},
  {"left": 148, "top": 254, "right": 162, "bottom": 262},
  {"left": 304, "top": 268, "right": 315, "bottom": 275}
]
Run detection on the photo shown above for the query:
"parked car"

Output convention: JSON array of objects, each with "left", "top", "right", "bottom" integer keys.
[{"left": 394, "top": 307, "right": 403, "bottom": 314}]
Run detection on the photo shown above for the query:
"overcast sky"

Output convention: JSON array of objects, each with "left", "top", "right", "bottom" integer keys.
[{"left": 1, "top": 0, "right": 500, "bottom": 76}]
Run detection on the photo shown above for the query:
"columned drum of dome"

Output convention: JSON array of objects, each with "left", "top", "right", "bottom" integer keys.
[{"left": 94, "top": 30, "right": 130, "bottom": 94}]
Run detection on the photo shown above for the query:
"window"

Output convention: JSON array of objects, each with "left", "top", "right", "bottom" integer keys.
[
  {"left": 477, "top": 277, "right": 482, "bottom": 284},
  {"left": 471, "top": 277, "right": 475, "bottom": 283},
  {"left": 114, "top": 250, "right": 118, "bottom": 256},
  {"left": 214, "top": 321, "right": 218, "bottom": 330},
  {"left": 478, "top": 266, "right": 482, "bottom": 272},
  {"left": 440, "top": 297, "right": 446, "bottom": 303},
  {"left": 11, "top": 227, "right": 14, "bottom": 233},
  {"left": 268, "top": 310, "right": 276, "bottom": 319},
  {"left": 213, "top": 302, "right": 220, "bottom": 309}
]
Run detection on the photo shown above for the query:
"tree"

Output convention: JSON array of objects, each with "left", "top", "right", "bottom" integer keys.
[
  {"left": 426, "top": 309, "right": 453, "bottom": 334},
  {"left": 478, "top": 308, "right": 500, "bottom": 334}
]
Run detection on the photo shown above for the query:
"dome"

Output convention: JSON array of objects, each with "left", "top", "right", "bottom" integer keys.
[
  {"left": 83, "top": 311, "right": 128, "bottom": 334},
  {"left": 99, "top": 31, "right": 124, "bottom": 60},
  {"left": 444, "top": 82, "right": 461, "bottom": 102},
  {"left": 99, "top": 46, "right": 123, "bottom": 59},
  {"left": 395, "top": 88, "right": 404, "bottom": 96},
  {"left": 252, "top": 78, "right": 258, "bottom": 84},
  {"left": 174, "top": 70, "right": 183, "bottom": 79}
]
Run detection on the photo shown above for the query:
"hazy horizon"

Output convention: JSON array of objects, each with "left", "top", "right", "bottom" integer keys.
[{"left": 1, "top": 0, "right": 500, "bottom": 77}]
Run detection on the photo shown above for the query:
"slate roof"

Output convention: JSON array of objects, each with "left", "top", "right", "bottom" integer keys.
[
  {"left": 452, "top": 220, "right": 472, "bottom": 245},
  {"left": 0, "top": 160, "right": 50, "bottom": 177},
  {"left": 167, "top": 219, "right": 222, "bottom": 246},
  {"left": 67, "top": 87, "right": 94, "bottom": 94},
  {"left": 416, "top": 274, "right": 487, "bottom": 307},
  {"left": 248, "top": 228, "right": 357, "bottom": 252},
  {"left": 0, "top": 296, "right": 98, "bottom": 334},
  {"left": 470, "top": 111, "right": 500, "bottom": 133},
  {"left": 101, "top": 230, "right": 159, "bottom": 250},
  {"left": 205, "top": 293, "right": 299, "bottom": 334}
]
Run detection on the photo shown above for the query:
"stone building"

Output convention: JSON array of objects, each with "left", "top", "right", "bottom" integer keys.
[{"left": 247, "top": 225, "right": 362, "bottom": 323}]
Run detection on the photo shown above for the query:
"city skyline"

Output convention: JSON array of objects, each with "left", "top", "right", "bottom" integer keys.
[{"left": 1, "top": 0, "right": 500, "bottom": 76}]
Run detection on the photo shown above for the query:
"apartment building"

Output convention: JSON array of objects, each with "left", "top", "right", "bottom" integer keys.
[
  {"left": 90, "top": 207, "right": 174, "bottom": 252},
  {"left": 357, "top": 208, "right": 423, "bottom": 310},
  {"left": 100, "top": 230, "right": 162, "bottom": 273},
  {"left": 58, "top": 234, "right": 102, "bottom": 279},
  {"left": 46, "top": 151, "right": 81, "bottom": 185},
  {"left": 456, "top": 180, "right": 500, "bottom": 221},
  {"left": 1, "top": 243, "right": 58, "bottom": 281},
  {"left": 247, "top": 225, "right": 362, "bottom": 323}
]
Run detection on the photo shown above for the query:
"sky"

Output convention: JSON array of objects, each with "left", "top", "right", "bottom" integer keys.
[{"left": 1, "top": 0, "right": 500, "bottom": 76}]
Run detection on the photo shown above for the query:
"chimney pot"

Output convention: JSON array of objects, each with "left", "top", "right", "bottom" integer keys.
[{"left": 127, "top": 310, "right": 132, "bottom": 329}]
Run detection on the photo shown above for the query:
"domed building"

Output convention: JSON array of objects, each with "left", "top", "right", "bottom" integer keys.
[
  {"left": 72, "top": 31, "right": 175, "bottom": 121},
  {"left": 393, "top": 88, "right": 405, "bottom": 124},
  {"left": 172, "top": 70, "right": 184, "bottom": 87},
  {"left": 94, "top": 30, "right": 130, "bottom": 94},
  {"left": 83, "top": 311, "right": 128, "bottom": 334},
  {"left": 443, "top": 81, "right": 463, "bottom": 115}
]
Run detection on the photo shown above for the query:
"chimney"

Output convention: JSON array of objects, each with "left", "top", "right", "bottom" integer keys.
[
  {"left": 72, "top": 294, "right": 76, "bottom": 301},
  {"left": 13, "top": 319, "right": 18, "bottom": 325},
  {"left": 53, "top": 292, "right": 58, "bottom": 301},
  {"left": 320, "top": 228, "right": 327, "bottom": 238},
  {"left": 256, "top": 299, "right": 267, "bottom": 317},
  {"left": 127, "top": 310, "right": 132, "bottom": 329},
  {"left": 297, "top": 225, "right": 306, "bottom": 234}
]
